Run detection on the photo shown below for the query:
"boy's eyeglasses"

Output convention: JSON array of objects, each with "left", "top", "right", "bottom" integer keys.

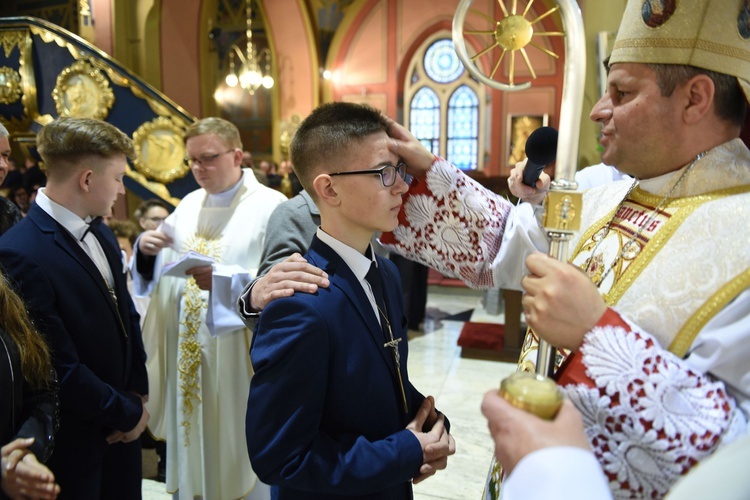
[{"left": 329, "top": 162, "right": 407, "bottom": 187}]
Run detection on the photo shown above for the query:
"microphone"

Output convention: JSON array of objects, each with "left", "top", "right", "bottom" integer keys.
[{"left": 522, "top": 126, "right": 558, "bottom": 187}]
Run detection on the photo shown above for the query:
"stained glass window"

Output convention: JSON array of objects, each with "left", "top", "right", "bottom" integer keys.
[
  {"left": 405, "top": 36, "right": 483, "bottom": 171},
  {"left": 423, "top": 39, "right": 464, "bottom": 83},
  {"left": 447, "top": 85, "right": 479, "bottom": 170},
  {"left": 410, "top": 87, "right": 441, "bottom": 155}
]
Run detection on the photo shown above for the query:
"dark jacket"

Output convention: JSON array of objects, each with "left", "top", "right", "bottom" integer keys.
[
  {"left": 0, "top": 326, "right": 59, "bottom": 499},
  {"left": 247, "top": 236, "right": 449, "bottom": 499},
  {"left": 0, "top": 203, "right": 148, "bottom": 497}
]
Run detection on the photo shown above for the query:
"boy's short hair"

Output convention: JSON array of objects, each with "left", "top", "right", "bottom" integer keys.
[
  {"left": 134, "top": 198, "right": 170, "bottom": 219},
  {"left": 184, "top": 117, "right": 242, "bottom": 150},
  {"left": 36, "top": 117, "right": 134, "bottom": 178},
  {"left": 290, "top": 102, "right": 389, "bottom": 196}
]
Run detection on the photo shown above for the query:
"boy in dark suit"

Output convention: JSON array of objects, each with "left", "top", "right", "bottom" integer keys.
[
  {"left": 0, "top": 117, "right": 149, "bottom": 499},
  {"left": 245, "top": 102, "right": 455, "bottom": 499}
]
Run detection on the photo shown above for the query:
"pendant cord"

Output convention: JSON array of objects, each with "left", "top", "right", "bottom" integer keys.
[{"left": 584, "top": 152, "right": 706, "bottom": 288}]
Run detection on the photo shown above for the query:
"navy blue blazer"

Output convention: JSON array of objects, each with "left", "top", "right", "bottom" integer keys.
[
  {"left": 0, "top": 204, "right": 147, "bottom": 475},
  {"left": 247, "top": 236, "right": 444, "bottom": 499}
]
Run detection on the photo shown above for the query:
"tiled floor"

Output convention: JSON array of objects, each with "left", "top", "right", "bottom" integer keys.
[{"left": 143, "top": 285, "right": 517, "bottom": 499}]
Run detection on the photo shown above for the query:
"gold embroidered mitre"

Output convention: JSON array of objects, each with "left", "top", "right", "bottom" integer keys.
[{"left": 610, "top": 0, "right": 750, "bottom": 104}]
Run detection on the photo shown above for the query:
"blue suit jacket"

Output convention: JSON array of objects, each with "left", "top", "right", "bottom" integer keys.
[
  {"left": 0, "top": 204, "right": 147, "bottom": 488},
  {"left": 247, "top": 236, "right": 441, "bottom": 499}
]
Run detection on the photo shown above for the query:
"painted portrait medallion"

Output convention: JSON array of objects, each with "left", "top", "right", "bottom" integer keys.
[
  {"left": 132, "top": 117, "right": 189, "bottom": 184},
  {"left": 642, "top": 0, "right": 677, "bottom": 28},
  {"left": 52, "top": 60, "right": 114, "bottom": 120},
  {"left": 0, "top": 67, "right": 22, "bottom": 105},
  {"left": 739, "top": 0, "right": 750, "bottom": 39}
]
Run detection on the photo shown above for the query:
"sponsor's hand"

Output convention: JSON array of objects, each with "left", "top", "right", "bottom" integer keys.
[
  {"left": 1, "top": 438, "right": 60, "bottom": 499},
  {"left": 250, "top": 254, "right": 329, "bottom": 311}
]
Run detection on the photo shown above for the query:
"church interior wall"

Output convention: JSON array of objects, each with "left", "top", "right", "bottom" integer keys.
[{"left": 0, "top": 0, "right": 642, "bottom": 211}]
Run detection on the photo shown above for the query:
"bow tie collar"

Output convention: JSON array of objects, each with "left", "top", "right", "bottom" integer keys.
[{"left": 80, "top": 216, "right": 104, "bottom": 241}]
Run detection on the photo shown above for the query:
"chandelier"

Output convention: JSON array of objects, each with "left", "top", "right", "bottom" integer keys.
[{"left": 224, "top": 1, "right": 274, "bottom": 95}]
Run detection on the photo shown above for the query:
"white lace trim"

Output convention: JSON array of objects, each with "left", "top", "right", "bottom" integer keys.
[
  {"left": 562, "top": 324, "right": 742, "bottom": 499},
  {"left": 390, "top": 159, "right": 510, "bottom": 288}
]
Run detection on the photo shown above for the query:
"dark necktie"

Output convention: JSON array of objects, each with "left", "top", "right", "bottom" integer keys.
[
  {"left": 79, "top": 216, "right": 118, "bottom": 306},
  {"left": 80, "top": 216, "right": 104, "bottom": 241},
  {"left": 365, "top": 261, "right": 409, "bottom": 414},
  {"left": 365, "top": 261, "right": 388, "bottom": 330}
]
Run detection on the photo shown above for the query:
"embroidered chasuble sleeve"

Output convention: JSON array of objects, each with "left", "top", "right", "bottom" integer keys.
[
  {"left": 380, "top": 157, "right": 549, "bottom": 290},
  {"left": 680, "top": 287, "right": 750, "bottom": 419},
  {"left": 556, "top": 308, "right": 748, "bottom": 499},
  {"left": 382, "top": 154, "right": 750, "bottom": 499}
]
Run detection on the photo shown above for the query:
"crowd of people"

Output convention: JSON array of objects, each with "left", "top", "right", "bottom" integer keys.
[
  {"left": 0, "top": 0, "right": 747, "bottom": 498},
  {"left": 0, "top": 155, "right": 46, "bottom": 217}
]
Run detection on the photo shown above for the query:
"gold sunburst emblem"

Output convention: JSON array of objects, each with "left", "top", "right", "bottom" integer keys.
[{"left": 454, "top": 0, "right": 564, "bottom": 89}]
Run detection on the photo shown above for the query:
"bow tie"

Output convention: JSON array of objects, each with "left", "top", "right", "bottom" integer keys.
[{"left": 80, "top": 216, "right": 104, "bottom": 241}]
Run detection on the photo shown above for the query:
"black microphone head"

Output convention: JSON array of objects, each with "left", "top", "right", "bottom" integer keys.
[{"left": 525, "top": 126, "right": 558, "bottom": 165}]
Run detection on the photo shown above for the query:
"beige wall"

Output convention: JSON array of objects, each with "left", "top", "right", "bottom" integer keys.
[
  {"left": 263, "top": 0, "right": 319, "bottom": 123},
  {"left": 91, "top": 0, "right": 113, "bottom": 56},
  {"left": 579, "top": 0, "right": 627, "bottom": 169}
]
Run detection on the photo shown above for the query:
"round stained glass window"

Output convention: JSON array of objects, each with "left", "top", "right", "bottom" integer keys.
[{"left": 424, "top": 39, "right": 464, "bottom": 83}]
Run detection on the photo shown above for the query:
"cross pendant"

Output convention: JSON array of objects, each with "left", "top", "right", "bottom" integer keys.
[
  {"left": 383, "top": 337, "right": 402, "bottom": 365},
  {"left": 383, "top": 336, "right": 408, "bottom": 414},
  {"left": 376, "top": 303, "right": 409, "bottom": 414}
]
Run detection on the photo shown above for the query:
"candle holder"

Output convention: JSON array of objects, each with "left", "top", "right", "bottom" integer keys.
[{"left": 499, "top": 371, "right": 563, "bottom": 420}]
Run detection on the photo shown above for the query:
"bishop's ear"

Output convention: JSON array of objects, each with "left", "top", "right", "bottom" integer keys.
[{"left": 682, "top": 74, "right": 714, "bottom": 125}]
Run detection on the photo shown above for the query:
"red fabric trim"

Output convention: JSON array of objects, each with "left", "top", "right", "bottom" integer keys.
[
  {"left": 595, "top": 307, "right": 630, "bottom": 330},
  {"left": 555, "top": 308, "right": 631, "bottom": 388},
  {"left": 555, "top": 350, "right": 591, "bottom": 388}
]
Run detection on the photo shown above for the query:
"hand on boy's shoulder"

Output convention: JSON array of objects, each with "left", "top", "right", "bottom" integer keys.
[{"left": 251, "top": 253, "right": 330, "bottom": 311}]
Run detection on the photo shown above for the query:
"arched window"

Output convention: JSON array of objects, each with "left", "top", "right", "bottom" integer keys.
[
  {"left": 410, "top": 87, "right": 440, "bottom": 155},
  {"left": 447, "top": 85, "right": 479, "bottom": 170},
  {"left": 405, "top": 36, "right": 484, "bottom": 171}
]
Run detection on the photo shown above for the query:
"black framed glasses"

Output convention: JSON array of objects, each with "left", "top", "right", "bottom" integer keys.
[
  {"left": 329, "top": 162, "right": 407, "bottom": 187},
  {"left": 183, "top": 150, "right": 234, "bottom": 167}
]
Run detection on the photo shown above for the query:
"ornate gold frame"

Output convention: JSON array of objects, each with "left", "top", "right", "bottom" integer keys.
[
  {"left": 26, "top": 21, "right": 194, "bottom": 199},
  {"left": 52, "top": 59, "right": 115, "bottom": 120},
  {"left": 0, "top": 28, "right": 36, "bottom": 132},
  {"left": 132, "top": 116, "right": 189, "bottom": 184},
  {"left": 506, "top": 113, "right": 549, "bottom": 166},
  {"left": 0, "top": 66, "right": 22, "bottom": 105}
]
